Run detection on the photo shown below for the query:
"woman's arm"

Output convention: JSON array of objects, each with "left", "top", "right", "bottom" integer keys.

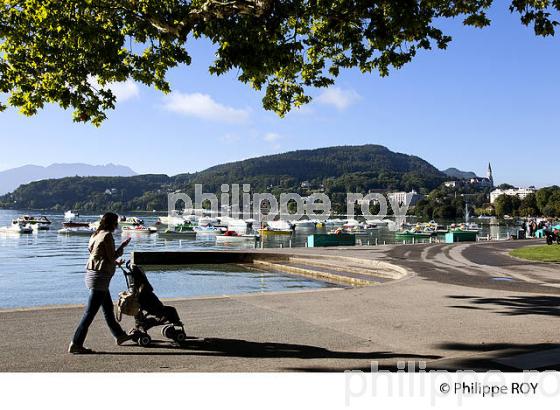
[
  {"left": 103, "top": 233, "right": 130, "bottom": 262},
  {"left": 103, "top": 233, "right": 119, "bottom": 261}
]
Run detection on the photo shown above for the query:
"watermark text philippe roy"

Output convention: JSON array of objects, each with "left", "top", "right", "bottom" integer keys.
[{"left": 167, "top": 184, "right": 411, "bottom": 229}]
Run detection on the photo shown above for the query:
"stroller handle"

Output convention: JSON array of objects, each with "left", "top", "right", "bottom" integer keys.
[{"left": 117, "top": 260, "right": 134, "bottom": 290}]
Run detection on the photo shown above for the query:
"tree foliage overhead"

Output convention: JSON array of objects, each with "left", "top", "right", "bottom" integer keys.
[{"left": 1, "top": 0, "right": 559, "bottom": 124}]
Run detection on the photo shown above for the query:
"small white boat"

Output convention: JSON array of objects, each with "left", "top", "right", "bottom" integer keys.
[
  {"left": 1, "top": 222, "right": 33, "bottom": 234},
  {"left": 198, "top": 216, "right": 220, "bottom": 227},
  {"left": 15, "top": 215, "right": 52, "bottom": 226},
  {"left": 293, "top": 220, "right": 316, "bottom": 230},
  {"left": 31, "top": 223, "right": 50, "bottom": 231},
  {"left": 160, "top": 223, "right": 197, "bottom": 237},
  {"left": 324, "top": 219, "right": 344, "bottom": 227},
  {"left": 194, "top": 226, "right": 225, "bottom": 236},
  {"left": 58, "top": 227, "right": 95, "bottom": 235},
  {"left": 158, "top": 215, "right": 187, "bottom": 226},
  {"left": 118, "top": 216, "right": 144, "bottom": 226},
  {"left": 216, "top": 231, "right": 260, "bottom": 242},
  {"left": 121, "top": 225, "right": 157, "bottom": 234},
  {"left": 258, "top": 220, "right": 294, "bottom": 235},
  {"left": 63, "top": 211, "right": 90, "bottom": 228},
  {"left": 219, "top": 217, "right": 249, "bottom": 233},
  {"left": 64, "top": 210, "right": 79, "bottom": 220},
  {"left": 366, "top": 219, "right": 389, "bottom": 226},
  {"left": 362, "top": 223, "right": 379, "bottom": 230}
]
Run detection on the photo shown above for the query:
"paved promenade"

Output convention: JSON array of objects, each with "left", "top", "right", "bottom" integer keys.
[{"left": 1, "top": 240, "right": 559, "bottom": 372}]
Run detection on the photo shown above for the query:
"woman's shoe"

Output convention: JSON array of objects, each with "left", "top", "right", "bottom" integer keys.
[
  {"left": 68, "top": 343, "right": 94, "bottom": 354},
  {"left": 116, "top": 334, "right": 133, "bottom": 346}
]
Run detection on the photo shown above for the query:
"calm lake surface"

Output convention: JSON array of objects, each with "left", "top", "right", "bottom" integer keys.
[
  {"left": 0, "top": 209, "right": 519, "bottom": 309},
  {"left": 0, "top": 210, "right": 339, "bottom": 309}
]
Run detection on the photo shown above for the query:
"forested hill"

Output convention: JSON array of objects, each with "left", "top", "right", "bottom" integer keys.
[{"left": 0, "top": 145, "right": 447, "bottom": 211}]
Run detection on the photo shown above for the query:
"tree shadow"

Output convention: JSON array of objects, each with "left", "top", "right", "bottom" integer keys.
[
  {"left": 96, "top": 336, "right": 441, "bottom": 362},
  {"left": 429, "top": 342, "right": 560, "bottom": 372},
  {"left": 294, "top": 342, "right": 560, "bottom": 372},
  {"left": 447, "top": 295, "right": 560, "bottom": 316}
]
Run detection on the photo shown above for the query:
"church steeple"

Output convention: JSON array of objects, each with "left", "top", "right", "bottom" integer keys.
[{"left": 487, "top": 162, "right": 494, "bottom": 187}]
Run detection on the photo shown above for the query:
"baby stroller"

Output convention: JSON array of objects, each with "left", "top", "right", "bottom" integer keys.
[{"left": 117, "top": 261, "right": 187, "bottom": 347}]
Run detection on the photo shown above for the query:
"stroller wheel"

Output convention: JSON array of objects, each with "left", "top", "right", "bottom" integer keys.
[
  {"left": 162, "top": 325, "right": 176, "bottom": 340},
  {"left": 138, "top": 334, "right": 152, "bottom": 347},
  {"left": 174, "top": 331, "right": 186, "bottom": 343}
]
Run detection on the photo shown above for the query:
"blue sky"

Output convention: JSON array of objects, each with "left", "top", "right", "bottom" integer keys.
[{"left": 1, "top": 4, "right": 558, "bottom": 187}]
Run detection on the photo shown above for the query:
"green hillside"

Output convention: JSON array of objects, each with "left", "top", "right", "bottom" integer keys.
[{"left": 0, "top": 145, "right": 447, "bottom": 212}]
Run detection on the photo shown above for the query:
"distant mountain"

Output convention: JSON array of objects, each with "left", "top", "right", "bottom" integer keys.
[
  {"left": 0, "top": 163, "right": 137, "bottom": 195},
  {"left": 442, "top": 168, "right": 478, "bottom": 180},
  {"left": 0, "top": 145, "right": 448, "bottom": 211}
]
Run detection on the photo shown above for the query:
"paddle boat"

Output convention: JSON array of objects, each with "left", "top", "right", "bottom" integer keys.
[
  {"left": 160, "top": 222, "right": 197, "bottom": 238},
  {"left": 450, "top": 222, "right": 480, "bottom": 233},
  {"left": 215, "top": 230, "right": 260, "bottom": 243},
  {"left": 258, "top": 220, "right": 294, "bottom": 236}
]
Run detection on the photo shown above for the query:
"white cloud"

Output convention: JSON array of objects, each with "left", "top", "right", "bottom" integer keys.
[
  {"left": 162, "top": 92, "right": 250, "bottom": 123},
  {"left": 109, "top": 80, "right": 140, "bottom": 102},
  {"left": 315, "top": 87, "right": 361, "bottom": 110},
  {"left": 88, "top": 77, "right": 140, "bottom": 102},
  {"left": 263, "top": 132, "right": 282, "bottom": 150},
  {"left": 263, "top": 132, "right": 281, "bottom": 142}
]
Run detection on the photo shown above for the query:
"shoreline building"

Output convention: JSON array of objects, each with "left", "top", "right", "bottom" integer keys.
[
  {"left": 387, "top": 190, "right": 424, "bottom": 207},
  {"left": 490, "top": 187, "right": 537, "bottom": 204},
  {"left": 444, "top": 162, "right": 494, "bottom": 189}
]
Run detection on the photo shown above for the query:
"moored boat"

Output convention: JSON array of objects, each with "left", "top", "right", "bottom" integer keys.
[
  {"left": 1, "top": 221, "right": 33, "bottom": 234},
  {"left": 64, "top": 210, "right": 80, "bottom": 220},
  {"left": 31, "top": 223, "right": 50, "bottom": 231},
  {"left": 450, "top": 222, "right": 480, "bottom": 233},
  {"left": 215, "top": 231, "right": 260, "bottom": 242},
  {"left": 63, "top": 211, "right": 91, "bottom": 228},
  {"left": 293, "top": 220, "right": 316, "bottom": 230},
  {"left": 58, "top": 227, "right": 95, "bottom": 235},
  {"left": 259, "top": 220, "right": 294, "bottom": 235},
  {"left": 118, "top": 216, "right": 144, "bottom": 227},
  {"left": 121, "top": 225, "right": 157, "bottom": 234},
  {"left": 63, "top": 220, "right": 91, "bottom": 228},
  {"left": 161, "top": 222, "right": 197, "bottom": 237},
  {"left": 14, "top": 215, "right": 52, "bottom": 226},
  {"left": 194, "top": 225, "right": 225, "bottom": 236}
]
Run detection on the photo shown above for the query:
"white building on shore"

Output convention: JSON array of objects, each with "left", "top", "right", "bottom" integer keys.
[
  {"left": 387, "top": 190, "right": 424, "bottom": 207},
  {"left": 490, "top": 187, "right": 537, "bottom": 204}
]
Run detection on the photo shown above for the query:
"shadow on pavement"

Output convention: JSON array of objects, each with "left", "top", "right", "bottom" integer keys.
[
  {"left": 291, "top": 343, "right": 560, "bottom": 372},
  {"left": 447, "top": 295, "right": 560, "bottom": 316},
  {"left": 95, "top": 337, "right": 442, "bottom": 362},
  {"left": 429, "top": 342, "right": 560, "bottom": 372}
]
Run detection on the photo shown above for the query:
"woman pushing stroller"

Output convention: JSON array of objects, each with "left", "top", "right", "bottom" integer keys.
[{"left": 68, "top": 212, "right": 133, "bottom": 354}]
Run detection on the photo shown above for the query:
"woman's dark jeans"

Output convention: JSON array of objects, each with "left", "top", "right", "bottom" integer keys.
[{"left": 72, "top": 289, "right": 126, "bottom": 347}]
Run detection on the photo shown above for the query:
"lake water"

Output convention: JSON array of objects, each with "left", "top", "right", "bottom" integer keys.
[
  {"left": 0, "top": 210, "right": 339, "bottom": 309},
  {"left": 0, "top": 209, "right": 519, "bottom": 309}
]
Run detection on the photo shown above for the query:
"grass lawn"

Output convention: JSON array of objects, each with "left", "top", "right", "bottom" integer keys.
[{"left": 510, "top": 245, "right": 560, "bottom": 262}]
